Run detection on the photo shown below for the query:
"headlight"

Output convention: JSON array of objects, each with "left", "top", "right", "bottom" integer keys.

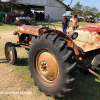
[{"left": 70, "top": 32, "right": 78, "bottom": 40}]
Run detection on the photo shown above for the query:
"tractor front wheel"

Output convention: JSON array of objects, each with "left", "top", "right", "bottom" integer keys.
[
  {"left": 28, "top": 33, "right": 78, "bottom": 98},
  {"left": 5, "top": 42, "right": 17, "bottom": 64},
  {"left": 18, "top": 21, "right": 24, "bottom": 26},
  {"left": 30, "top": 19, "right": 36, "bottom": 25}
]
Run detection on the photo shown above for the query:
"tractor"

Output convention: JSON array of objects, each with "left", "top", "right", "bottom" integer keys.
[
  {"left": 2, "top": 13, "right": 20, "bottom": 24},
  {"left": 14, "top": 14, "right": 36, "bottom": 26},
  {"left": 5, "top": 23, "right": 100, "bottom": 98}
]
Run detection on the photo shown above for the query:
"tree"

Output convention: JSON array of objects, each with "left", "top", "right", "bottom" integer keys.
[
  {"left": 60, "top": 0, "right": 64, "bottom": 2},
  {"left": 70, "top": 2, "right": 99, "bottom": 17},
  {"left": 96, "top": 12, "right": 100, "bottom": 17},
  {"left": 70, "top": 2, "right": 83, "bottom": 16},
  {"left": 0, "top": 2, "right": 11, "bottom": 12},
  {"left": 81, "top": 6, "right": 99, "bottom": 17}
]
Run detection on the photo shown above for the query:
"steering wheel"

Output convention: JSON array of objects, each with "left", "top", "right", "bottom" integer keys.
[
  {"left": 40, "top": 22, "right": 56, "bottom": 30},
  {"left": 48, "top": 23, "right": 56, "bottom": 30}
]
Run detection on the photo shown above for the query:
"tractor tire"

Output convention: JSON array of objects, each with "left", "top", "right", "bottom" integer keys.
[
  {"left": 5, "top": 42, "right": 17, "bottom": 65},
  {"left": 30, "top": 19, "right": 35, "bottom": 25},
  {"left": 5, "top": 20, "right": 10, "bottom": 24},
  {"left": 18, "top": 21, "right": 24, "bottom": 26},
  {"left": 91, "top": 49, "right": 100, "bottom": 70},
  {"left": 28, "top": 33, "right": 78, "bottom": 98}
]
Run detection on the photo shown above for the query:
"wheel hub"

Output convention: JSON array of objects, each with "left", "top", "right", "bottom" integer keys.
[
  {"left": 6, "top": 46, "right": 13, "bottom": 62},
  {"left": 37, "top": 52, "right": 59, "bottom": 81},
  {"left": 40, "top": 61, "right": 48, "bottom": 72}
]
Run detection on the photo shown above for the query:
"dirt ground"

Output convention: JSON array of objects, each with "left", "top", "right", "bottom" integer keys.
[
  {"left": 0, "top": 30, "right": 55, "bottom": 100},
  {"left": 0, "top": 27, "right": 82, "bottom": 100}
]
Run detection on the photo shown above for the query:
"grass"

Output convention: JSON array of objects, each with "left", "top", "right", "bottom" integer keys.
[
  {"left": 6, "top": 53, "right": 100, "bottom": 100},
  {"left": 0, "top": 21, "right": 98, "bottom": 32},
  {"left": 0, "top": 22, "right": 18, "bottom": 32},
  {"left": 0, "top": 21, "right": 100, "bottom": 100},
  {"left": 36, "top": 21, "right": 98, "bottom": 28}
]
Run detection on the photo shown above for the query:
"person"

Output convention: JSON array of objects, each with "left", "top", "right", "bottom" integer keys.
[
  {"left": 48, "top": 14, "right": 50, "bottom": 21},
  {"left": 45, "top": 16, "right": 48, "bottom": 21},
  {"left": 61, "top": 14, "right": 69, "bottom": 33},
  {"left": 72, "top": 15, "right": 79, "bottom": 30},
  {"left": 34, "top": 13, "right": 36, "bottom": 20},
  {"left": 5, "top": 13, "right": 7, "bottom": 18}
]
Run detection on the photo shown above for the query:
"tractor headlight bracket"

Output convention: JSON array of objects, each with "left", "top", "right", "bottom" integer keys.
[{"left": 70, "top": 32, "right": 78, "bottom": 40}]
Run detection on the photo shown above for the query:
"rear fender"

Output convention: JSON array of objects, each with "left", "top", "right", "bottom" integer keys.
[{"left": 41, "top": 29, "right": 79, "bottom": 56}]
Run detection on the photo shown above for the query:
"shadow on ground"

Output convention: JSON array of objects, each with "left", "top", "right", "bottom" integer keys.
[
  {"left": 16, "top": 57, "right": 100, "bottom": 100},
  {"left": 54, "top": 71, "right": 100, "bottom": 100},
  {"left": 0, "top": 59, "right": 8, "bottom": 63},
  {"left": 16, "top": 58, "right": 28, "bottom": 66},
  {"left": 0, "top": 22, "right": 16, "bottom": 26}
]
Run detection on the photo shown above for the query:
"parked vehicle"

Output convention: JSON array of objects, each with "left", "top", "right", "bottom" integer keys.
[
  {"left": 94, "top": 17, "right": 100, "bottom": 23},
  {"left": 14, "top": 14, "right": 36, "bottom": 26},
  {"left": 70, "top": 16, "right": 84, "bottom": 22},
  {"left": 85, "top": 16, "right": 95, "bottom": 23},
  {"left": 67, "top": 15, "right": 73, "bottom": 20},
  {"left": 5, "top": 23, "right": 100, "bottom": 98},
  {"left": 2, "top": 13, "right": 20, "bottom": 24}
]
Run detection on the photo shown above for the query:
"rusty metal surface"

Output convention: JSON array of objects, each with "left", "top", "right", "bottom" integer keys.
[
  {"left": 5, "top": 45, "right": 13, "bottom": 62},
  {"left": 33, "top": 47, "right": 60, "bottom": 87},
  {"left": 42, "top": 29, "right": 80, "bottom": 56},
  {"left": 84, "top": 24, "right": 100, "bottom": 33},
  {"left": 38, "top": 52, "right": 59, "bottom": 81},
  {"left": 73, "top": 28, "right": 100, "bottom": 52},
  {"left": 17, "top": 25, "right": 79, "bottom": 56},
  {"left": 17, "top": 25, "right": 41, "bottom": 36},
  {"left": 14, "top": 20, "right": 18, "bottom": 25}
]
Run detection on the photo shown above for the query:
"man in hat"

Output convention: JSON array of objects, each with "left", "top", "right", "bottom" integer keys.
[{"left": 61, "top": 14, "right": 69, "bottom": 33}]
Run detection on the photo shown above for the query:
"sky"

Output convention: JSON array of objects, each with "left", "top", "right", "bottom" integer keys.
[{"left": 63, "top": 0, "right": 100, "bottom": 15}]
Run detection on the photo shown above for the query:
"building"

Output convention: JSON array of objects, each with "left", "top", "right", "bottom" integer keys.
[{"left": 2, "top": 0, "right": 73, "bottom": 20}]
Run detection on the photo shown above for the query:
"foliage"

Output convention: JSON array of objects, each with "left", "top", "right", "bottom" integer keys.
[
  {"left": 70, "top": 2, "right": 83, "bottom": 16},
  {"left": 0, "top": 2, "right": 10, "bottom": 12},
  {"left": 82, "top": 6, "right": 99, "bottom": 17},
  {"left": 70, "top": 2, "right": 99, "bottom": 17},
  {"left": 59, "top": 0, "right": 64, "bottom": 2},
  {"left": 96, "top": 12, "right": 100, "bottom": 17}
]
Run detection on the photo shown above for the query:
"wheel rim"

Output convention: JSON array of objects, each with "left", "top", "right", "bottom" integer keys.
[
  {"left": 31, "top": 21, "right": 34, "bottom": 25},
  {"left": 33, "top": 48, "right": 60, "bottom": 87},
  {"left": 19, "top": 22, "right": 23, "bottom": 26},
  {"left": 5, "top": 45, "right": 13, "bottom": 62}
]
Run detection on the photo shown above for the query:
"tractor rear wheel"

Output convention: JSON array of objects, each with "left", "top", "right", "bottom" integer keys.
[
  {"left": 5, "top": 42, "right": 17, "bottom": 65},
  {"left": 30, "top": 19, "right": 35, "bottom": 25},
  {"left": 28, "top": 33, "right": 78, "bottom": 98},
  {"left": 18, "top": 21, "right": 24, "bottom": 26},
  {"left": 91, "top": 49, "right": 100, "bottom": 70}
]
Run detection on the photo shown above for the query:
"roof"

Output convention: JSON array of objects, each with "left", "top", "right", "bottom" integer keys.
[
  {"left": 2, "top": 0, "right": 73, "bottom": 11},
  {"left": 56, "top": 0, "right": 73, "bottom": 11}
]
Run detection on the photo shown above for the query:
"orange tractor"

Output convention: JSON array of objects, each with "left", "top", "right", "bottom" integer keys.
[{"left": 5, "top": 23, "right": 100, "bottom": 98}]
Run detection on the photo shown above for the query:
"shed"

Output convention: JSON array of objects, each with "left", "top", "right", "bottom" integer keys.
[{"left": 2, "top": 0, "right": 73, "bottom": 20}]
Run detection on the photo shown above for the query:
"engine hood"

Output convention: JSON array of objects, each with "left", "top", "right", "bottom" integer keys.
[
  {"left": 17, "top": 25, "right": 41, "bottom": 36},
  {"left": 84, "top": 24, "right": 100, "bottom": 33},
  {"left": 70, "top": 28, "right": 100, "bottom": 52}
]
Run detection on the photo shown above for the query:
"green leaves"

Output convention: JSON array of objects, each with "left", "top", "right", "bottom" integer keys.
[{"left": 70, "top": 2, "right": 99, "bottom": 17}]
